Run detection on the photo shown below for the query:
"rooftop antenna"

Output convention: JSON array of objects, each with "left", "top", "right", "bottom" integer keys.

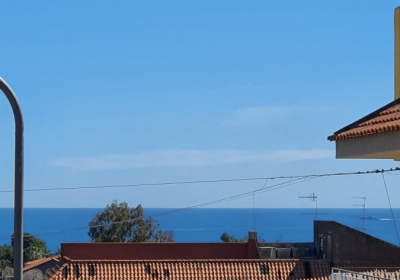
[
  {"left": 299, "top": 193, "right": 318, "bottom": 220},
  {"left": 353, "top": 196, "right": 367, "bottom": 232}
]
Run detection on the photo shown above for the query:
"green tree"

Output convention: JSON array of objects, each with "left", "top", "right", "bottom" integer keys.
[
  {"left": 11, "top": 233, "right": 51, "bottom": 262},
  {"left": 0, "top": 245, "right": 12, "bottom": 280},
  {"left": 88, "top": 201, "right": 174, "bottom": 243},
  {"left": 0, "top": 260, "right": 12, "bottom": 280},
  {"left": 153, "top": 230, "right": 174, "bottom": 243},
  {"left": 220, "top": 232, "right": 238, "bottom": 242},
  {"left": 220, "top": 232, "right": 265, "bottom": 243},
  {"left": 0, "top": 245, "right": 12, "bottom": 264}
]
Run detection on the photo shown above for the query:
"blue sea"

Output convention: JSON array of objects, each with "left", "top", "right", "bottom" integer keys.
[{"left": 0, "top": 208, "right": 399, "bottom": 253}]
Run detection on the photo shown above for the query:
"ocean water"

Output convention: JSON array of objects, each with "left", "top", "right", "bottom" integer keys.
[{"left": 0, "top": 208, "right": 399, "bottom": 253}]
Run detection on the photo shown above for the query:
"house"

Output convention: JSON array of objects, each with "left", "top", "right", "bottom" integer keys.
[
  {"left": 328, "top": 7, "right": 400, "bottom": 160},
  {"left": 38, "top": 222, "right": 400, "bottom": 280},
  {"left": 23, "top": 256, "right": 60, "bottom": 280}
]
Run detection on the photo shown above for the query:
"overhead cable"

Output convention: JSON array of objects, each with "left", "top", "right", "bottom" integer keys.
[
  {"left": 0, "top": 176, "right": 317, "bottom": 241},
  {"left": 381, "top": 173, "right": 400, "bottom": 246},
  {"left": 0, "top": 167, "right": 397, "bottom": 193},
  {"left": 0, "top": 167, "right": 398, "bottom": 242}
]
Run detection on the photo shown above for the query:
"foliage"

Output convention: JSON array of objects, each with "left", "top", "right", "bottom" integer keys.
[
  {"left": 153, "top": 230, "right": 174, "bottom": 243},
  {"left": 220, "top": 232, "right": 238, "bottom": 242},
  {"left": 11, "top": 233, "right": 51, "bottom": 262},
  {"left": 0, "top": 245, "right": 12, "bottom": 265},
  {"left": 220, "top": 232, "right": 265, "bottom": 243},
  {"left": 0, "top": 263, "right": 13, "bottom": 280},
  {"left": 0, "top": 244, "right": 13, "bottom": 280},
  {"left": 88, "top": 201, "right": 174, "bottom": 243},
  {"left": 0, "top": 245, "right": 13, "bottom": 279},
  {"left": 0, "top": 234, "right": 49, "bottom": 279}
]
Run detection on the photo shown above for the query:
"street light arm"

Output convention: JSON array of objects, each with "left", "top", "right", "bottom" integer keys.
[
  {"left": 0, "top": 78, "right": 24, "bottom": 280},
  {"left": 0, "top": 79, "right": 24, "bottom": 130}
]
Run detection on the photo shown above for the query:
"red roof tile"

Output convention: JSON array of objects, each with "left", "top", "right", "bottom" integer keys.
[
  {"left": 334, "top": 263, "right": 400, "bottom": 279},
  {"left": 328, "top": 101, "right": 400, "bottom": 141},
  {"left": 24, "top": 256, "right": 60, "bottom": 272},
  {"left": 45, "top": 258, "right": 331, "bottom": 280}
]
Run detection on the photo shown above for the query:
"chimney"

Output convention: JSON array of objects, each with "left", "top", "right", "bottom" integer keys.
[
  {"left": 248, "top": 231, "right": 257, "bottom": 240},
  {"left": 395, "top": 7, "right": 400, "bottom": 99},
  {"left": 247, "top": 231, "right": 259, "bottom": 259}
]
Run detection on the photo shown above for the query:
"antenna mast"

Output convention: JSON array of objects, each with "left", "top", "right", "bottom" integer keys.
[
  {"left": 353, "top": 196, "right": 367, "bottom": 232},
  {"left": 299, "top": 193, "right": 318, "bottom": 220}
]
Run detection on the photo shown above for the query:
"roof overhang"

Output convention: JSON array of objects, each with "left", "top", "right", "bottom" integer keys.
[
  {"left": 335, "top": 131, "right": 400, "bottom": 160},
  {"left": 328, "top": 99, "right": 400, "bottom": 160}
]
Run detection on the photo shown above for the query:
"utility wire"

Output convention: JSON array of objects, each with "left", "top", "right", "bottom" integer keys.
[
  {"left": 0, "top": 168, "right": 397, "bottom": 241},
  {"left": 0, "top": 168, "right": 397, "bottom": 193},
  {"left": 253, "top": 192, "right": 256, "bottom": 230},
  {"left": 254, "top": 179, "right": 268, "bottom": 230},
  {"left": 381, "top": 173, "right": 400, "bottom": 246},
  {"left": 0, "top": 176, "right": 317, "bottom": 242},
  {"left": 150, "top": 177, "right": 318, "bottom": 217}
]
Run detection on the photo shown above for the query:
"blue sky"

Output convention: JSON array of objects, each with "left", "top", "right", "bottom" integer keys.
[{"left": 0, "top": 0, "right": 399, "bottom": 208}]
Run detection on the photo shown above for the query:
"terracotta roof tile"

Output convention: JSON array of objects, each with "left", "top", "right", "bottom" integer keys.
[
  {"left": 328, "top": 102, "right": 400, "bottom": 141},
  {"left": 23, "top": 256, "right": 60, "bottom": 272},
  {"left": 334, "top": 262, "right": 400, "bottom": 279},
  {"left": 44, "top": 258, "right": 330, "bottom": 280}
]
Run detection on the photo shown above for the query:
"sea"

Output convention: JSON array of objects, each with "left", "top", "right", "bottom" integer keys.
[{"left": 0, "top": 208, "right": 399, "bottom": 253}]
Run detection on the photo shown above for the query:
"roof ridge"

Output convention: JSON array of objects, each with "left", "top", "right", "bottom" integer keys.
[
  {"left": 44, "top": 257, "right": 69, "bottom": 280},
  {"left": 65, "top": 258, "right": 328, "bottom": 263},
  {"left": 359, "top": 113, "right": 400, "bottom": 127},
  {"left": 23, "top": 256, "right": 60, "bottom": 272},
  {"left": 379, "top": 105, "right": 400, "bottom": 116}
]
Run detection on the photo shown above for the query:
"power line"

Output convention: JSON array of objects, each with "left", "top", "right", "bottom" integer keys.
[
  {"left": 0, "top": 167, "right": 397, "bottom": 242},
  {"left": 0, "top": 176, "right": 318, "bottom": 242},
  {"left": 252, "top": 192, "right": 256, "bottom": 230},
  {"left": 0, "top": 167, "right": 397, "bottom": 193},
  {"left": 381, "top": 173, "right": 400, "bottom": 246},
  {"left": 150, "top": 177, "right": 319, "bottom": 217}
]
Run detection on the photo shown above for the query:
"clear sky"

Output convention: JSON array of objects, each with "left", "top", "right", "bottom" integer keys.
[{"left": 0, "top": 0, "right": 399, "bottom": 208}]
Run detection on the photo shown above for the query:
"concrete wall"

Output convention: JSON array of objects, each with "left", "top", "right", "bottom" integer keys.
[
  {"left": 23, "top": 260, "right": 58, "bottom": 280},
  {"left": 62, "top": 241, "right": 259, "bottom": 260},
  {"left": 336, "top": 132, "right": 400, "bottom": 160},
  {"left": 315, "top": 221, "right": 400, "bottom": 262},
  {"left": 258, "top": 243, "right": 314, "bottom": 259},
  {"left": 259, "top": 242, "right": 314, "bottom": 250}
]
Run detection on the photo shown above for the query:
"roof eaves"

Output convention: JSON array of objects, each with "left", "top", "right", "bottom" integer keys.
[
  {"left": 328, "top": 99, "right": 400, "bottom": 141},
  {"left": 23, "top": 256, "right": 60, "bottom": 272}
]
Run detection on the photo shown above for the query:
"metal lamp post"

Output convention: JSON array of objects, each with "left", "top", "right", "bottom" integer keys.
[{"left": 0, "top": 78, "right": 24, "bottom": 280}]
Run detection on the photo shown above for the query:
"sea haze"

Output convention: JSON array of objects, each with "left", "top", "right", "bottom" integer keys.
[{"left": 0, "top": 208, "right": 399, "bottom": 253}]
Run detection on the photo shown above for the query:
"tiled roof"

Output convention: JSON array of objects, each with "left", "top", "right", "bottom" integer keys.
[
  {"left": 335, "top": 263, "right": 400, "bottom": 279},
  {"left": 328, "top": 101, "right": 400, "bottom": 141},
  {"left": 23, "top": 256, "right": 60, "bottom": 272},
  {"left": 45, "top": 258, "right": 331, "bottom": 280}
]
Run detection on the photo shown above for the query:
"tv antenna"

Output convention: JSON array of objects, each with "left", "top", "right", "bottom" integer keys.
[
  {"left": 299, "top": 193, "right": 319, "bottom": 220},
  {"left": 353, "top": 196, "right": 367, "bottom": 232}
]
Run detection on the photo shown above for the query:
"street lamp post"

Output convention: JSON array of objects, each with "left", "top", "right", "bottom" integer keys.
[{"left": 0, "top": 78, "right": 24, "bottom": 280}]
